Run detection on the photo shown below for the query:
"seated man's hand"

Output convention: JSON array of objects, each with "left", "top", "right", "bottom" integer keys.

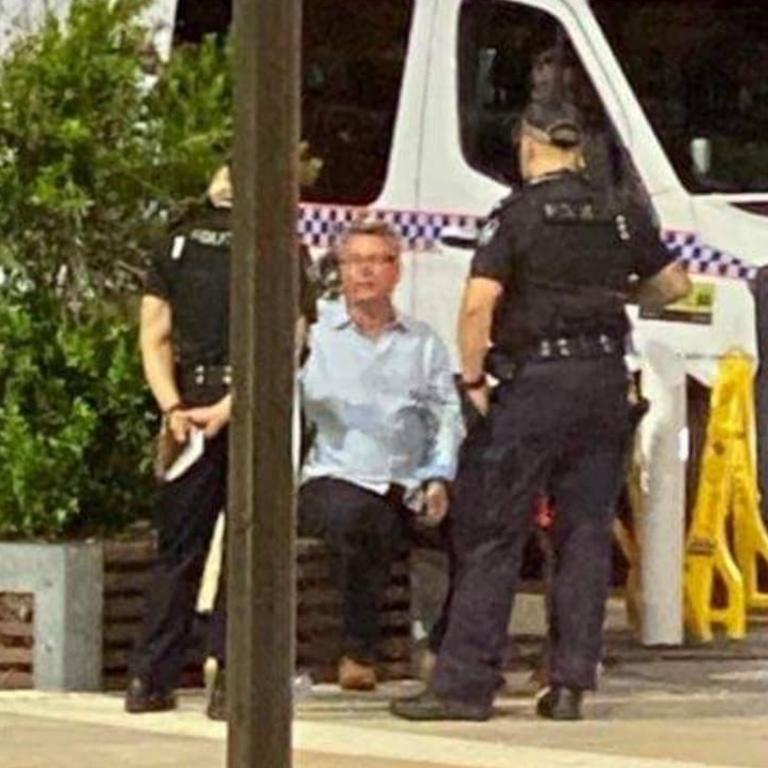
[
  {"left": 467, "top": 384, "right": 490, "bottom": 417},
  {"left": 186, "top": 395, "right": 232, "bottom": 439},
  {"left": 423, "top": 480, "right": 450, "bottom": 526}
]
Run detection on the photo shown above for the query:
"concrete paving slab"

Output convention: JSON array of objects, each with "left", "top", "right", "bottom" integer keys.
[
  {"left": 0, "top": 703, "right": 720, "bottom": 768},
  {"left": 0, "top": 712, "right": 466, "bottom": 768},
  {"left": 2, "top": 658, "right": 767, "bottom": 768}
]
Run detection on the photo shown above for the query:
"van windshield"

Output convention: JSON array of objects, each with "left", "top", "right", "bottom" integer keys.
[
  {"left": 592, "top": 0, "right": 768, "bottom": 194},
  {"left": 458, "top": 0, "right": 636, "bottom": 198}
]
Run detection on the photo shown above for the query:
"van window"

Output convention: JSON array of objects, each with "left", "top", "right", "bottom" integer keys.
[
  {"left": 592, "top": 0, "right": 768, "bottom": 193},
  {"left": 302, "top": 2, "right": 415, "bottom": 204},
  {"left": 170, "top": 1, "right": 413, "bottom": 205},
  {"left": 173, "top": 0, "right": 231, "bottom": 44},
  {"left": 458, "top": 0, "right": 630, "bottom": 197}
]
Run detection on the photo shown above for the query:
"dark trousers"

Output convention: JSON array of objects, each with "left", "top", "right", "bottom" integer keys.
[
  {"left": 129, "top": 431, "right": 228, "bottom": 693},
  {"left": 298, "top": 477, "right": 449, "bottom": 662},
  {"left": 431, "top": 357, "right": 630, "bottom": 706}
]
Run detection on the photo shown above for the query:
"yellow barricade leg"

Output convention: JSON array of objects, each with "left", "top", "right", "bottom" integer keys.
[
  {"left": 685, "top": 494, "right": 747, "bottom": 640},
  {"left": 684, "top": 356, "right": 747, "bottom": 641},
  {"left": 732, "top": 370, "right": 768, "bottom": 611},
  {"left": 733, "top": 471, "right": 768, "bottom": 611}
]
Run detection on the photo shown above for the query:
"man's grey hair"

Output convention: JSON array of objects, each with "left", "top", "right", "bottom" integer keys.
[{"left": 337, "top": 213, "right": 402, "bottom": 254}]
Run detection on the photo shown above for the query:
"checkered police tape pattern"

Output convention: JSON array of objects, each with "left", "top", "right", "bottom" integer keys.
[
  {"left": 298, "top": 203, "right": 480, "bottom": 251},
  {"left": 299, "top": 203, "right": 755, "bottom": 282},
  {"left": 662, "top": 230, "right": 756, "bottom": 281}
]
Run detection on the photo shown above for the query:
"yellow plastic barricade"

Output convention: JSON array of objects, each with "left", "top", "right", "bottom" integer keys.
[
  {"left": 684, "top": 352, "right": 768, "bottom": 642},
  {"left": 731, "top": 359, "right": 768, "bottom": 612}
]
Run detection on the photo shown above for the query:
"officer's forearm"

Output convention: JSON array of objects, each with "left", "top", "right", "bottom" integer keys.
[
  {"left": 634, "top": 262, "right": 692, "bottom": 309},
  {"left": 140, "top": 295, "right": 180, "bottom": 413},
  {"left": 632, "top": 283, "right": 667, "bottom": 310},
  {"left": 458, "top": 305, "right": 493, "bottom": 381},
  {"left": 142, "top": 339, "right": 180, "bottom": 413},
  {"left": 215, "top": 394, "right": 232, "bottom": 424},
  {"left": 634, "top": 280, "right": 688, "bottom": 309}
]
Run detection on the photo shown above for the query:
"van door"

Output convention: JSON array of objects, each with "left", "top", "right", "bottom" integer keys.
[
  {"left": 592, "top": 0, "right": 768, "bottom": 371},
  {"left": 299, "top": 0, "right": 432, "bottom": 312},
  {"left": 410, "top": 0, "right": 686, "bottom": 363}
]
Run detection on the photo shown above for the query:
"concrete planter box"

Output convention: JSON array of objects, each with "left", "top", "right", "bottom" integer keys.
[
  {"left": 0, "top": 533, "right": 203, "bottom": 693},
  {"left": 0, "top": 534, "right": 413, "bottom": 691},
  {"left": 0, "top": 541, "right": 102, "bottom": 691}
]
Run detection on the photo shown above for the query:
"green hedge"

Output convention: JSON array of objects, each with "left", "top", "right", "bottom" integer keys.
[
  {"left": 0, "top": 287, "right": 154, "bottom": 538},
  {"left": 0, "top": 0, "right": 316, "bottom": 539}
]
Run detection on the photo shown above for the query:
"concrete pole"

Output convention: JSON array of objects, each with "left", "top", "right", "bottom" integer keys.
[
  {"left": 228, "top": 0, "right": 300, "bottom": 766},
  {"left": 638, "top": 341, "right": 687, "bottom": 646}
]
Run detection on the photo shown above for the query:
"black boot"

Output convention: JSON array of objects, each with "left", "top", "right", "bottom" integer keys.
[
  {"left": 390, "top": 690, "right": 492, "bottom": 722},
  {"left": 206, "top": 668, "right": 227, "bottom": 721},
  {"left": 536, "top": 685, "right": 583, "bottom": 721},
  {"left": 124, "top": 677, "right": 177, "bottom": 714}
]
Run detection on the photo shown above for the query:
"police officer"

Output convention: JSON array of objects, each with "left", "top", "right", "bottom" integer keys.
[
  {"left": 124, "top": 164, "right": 234, "bottom": 720},
  {"left": 125, "top": 164, "right": 317, "bottom": 720},
  {"left": 391, "top": 99, "right": 691, "bottom": 722}
]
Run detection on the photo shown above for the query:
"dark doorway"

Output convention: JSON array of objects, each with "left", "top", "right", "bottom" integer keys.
[{"left": 174, "top": 0, "right": 232, "bottom": 44}]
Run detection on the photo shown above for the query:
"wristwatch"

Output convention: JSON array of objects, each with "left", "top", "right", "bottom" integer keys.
[{"left": 459, "top": 374, "right": 486, "bottom": 391}]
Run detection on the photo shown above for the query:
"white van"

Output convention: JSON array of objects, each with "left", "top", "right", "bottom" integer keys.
[
  {"left": 14, "top": 0, "right": 768, "bottom": 372},
  {"left": 298, "top": 0, "right": 768, "bottom": 645},
  {"left": 298, "top": 0, "right": 768, "bottom": 380}
]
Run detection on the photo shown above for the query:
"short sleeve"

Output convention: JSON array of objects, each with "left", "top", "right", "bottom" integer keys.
[
  {"left": 470, "top": 212, "right": 517, "bottom": 284},
  {"left": 142, "top": 236, "right": 177, "bottom": 299},
  {"left": 299, "top": 245, "right": 319, "bottom": 324},
  {"left": 627, "top": 204, "right": 674, "bottom": 280}
]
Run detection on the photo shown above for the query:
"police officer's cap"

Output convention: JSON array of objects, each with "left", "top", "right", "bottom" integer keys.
[{"left": 521, "top": 99, "right": 583, "bottom": 150}]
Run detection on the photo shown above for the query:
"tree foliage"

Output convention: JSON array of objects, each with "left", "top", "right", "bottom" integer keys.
[
  {"left": 0, "top": 287, "right": 154, "bottom": 538},
  {"left": 0, "top": 0, "right": 312, "bottom": 538}
]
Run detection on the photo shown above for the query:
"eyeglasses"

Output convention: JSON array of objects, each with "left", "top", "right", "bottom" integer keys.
[{"left": 338, "top": 253, "right": 398, "bottom": 268}]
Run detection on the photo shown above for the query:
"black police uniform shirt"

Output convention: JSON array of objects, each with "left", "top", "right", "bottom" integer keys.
[
  {"left": 472, "top": 170, "right": 674, "bottom": 355},
  {"left": 143, "top": 204, "right": 319, "bottom": 370},
  {"left": 144, "top": 205, "right": 232, "bottom": 372}
]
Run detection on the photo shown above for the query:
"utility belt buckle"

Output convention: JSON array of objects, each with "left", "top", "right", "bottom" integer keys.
[
  {"left": 535, "top": 334, "right": 619, "bottom": 360},
  {"left": 192, "top": 364, "right": 233, "bottom": 388}
]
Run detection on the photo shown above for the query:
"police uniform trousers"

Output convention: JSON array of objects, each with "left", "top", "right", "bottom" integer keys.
[
  {"left": 298, "top": 477, "right": 451, "bottom": 663},
  {"left": 129, "top": 429, "right": 228, "bottom": 693},
  {"left": 431, "top": 355, "right": 630, "bottom": 706}
]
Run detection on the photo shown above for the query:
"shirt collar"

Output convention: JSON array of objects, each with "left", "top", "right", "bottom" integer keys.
[
  {"left": 331, "top": 301, "right": 412, "bottom": 334},
  {"left": 527, "top": 169, "right": 581, "bottom": 187}
]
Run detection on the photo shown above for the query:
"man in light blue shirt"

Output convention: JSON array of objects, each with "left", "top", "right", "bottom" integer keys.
[{"left": 300, "top": 216, "right": 463, "bottom": 691}]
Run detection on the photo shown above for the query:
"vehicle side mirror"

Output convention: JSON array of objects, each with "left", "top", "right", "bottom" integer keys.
[{"left": 690, "top": 137, "right": 712, "bottom": 177}]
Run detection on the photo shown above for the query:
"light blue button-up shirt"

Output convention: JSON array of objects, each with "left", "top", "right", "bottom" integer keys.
[{"left": 300, "top": 301, "right": 464, "bottom": 497}]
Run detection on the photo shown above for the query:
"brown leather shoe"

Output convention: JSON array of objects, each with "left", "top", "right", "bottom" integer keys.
[
  {"left": 338, "top": 656, "right": 377, "bottom": 691},
  {"left": 124, "top": 677, "right": 177, "bottom": 714}
]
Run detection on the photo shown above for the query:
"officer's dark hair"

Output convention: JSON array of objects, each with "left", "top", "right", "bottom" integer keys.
[{"left": 521, "top": 99, "right": 583, "bottom": 150}]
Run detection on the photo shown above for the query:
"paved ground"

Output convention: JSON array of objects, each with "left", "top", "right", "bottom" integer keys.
[{"left": 1, "top": 655, "right": 767, "bottom": 768}]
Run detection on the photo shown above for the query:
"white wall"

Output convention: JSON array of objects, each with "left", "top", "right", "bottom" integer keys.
[
  {"left": 0, "top": 0, "right": 71, "bottom": 56},
  {"left": 0, "top": 0, "right": 178, "bottom": 59}
]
